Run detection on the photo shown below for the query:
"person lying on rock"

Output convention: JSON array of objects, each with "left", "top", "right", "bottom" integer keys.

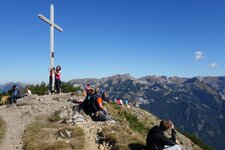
[{"left": 146, "top": 120, "right": 181, "bottom": 150}]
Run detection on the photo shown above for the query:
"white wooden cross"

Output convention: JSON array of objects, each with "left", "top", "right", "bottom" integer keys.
[{"left": 38, "top": 4, "right": 63, "bottom": 92}]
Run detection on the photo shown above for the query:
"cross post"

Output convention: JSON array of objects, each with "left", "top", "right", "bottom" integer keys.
[{"left": 38, "top": 4, "right": 63, "bottom": 93}]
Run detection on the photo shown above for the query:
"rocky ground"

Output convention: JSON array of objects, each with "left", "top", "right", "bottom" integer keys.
[
  {"left": 0, "top": 93, "right": 108, "bottom": 150},
  {"left": 0, "top": 93, "right": 202, "bottom": 150}
]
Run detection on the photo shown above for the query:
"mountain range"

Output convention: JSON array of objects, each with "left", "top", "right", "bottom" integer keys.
[
  {"left": 1, "top": 74, "right": 224, "bottom": 150},
  {"left": 69, "top": 74, "right": 225, "bottom": 150}
]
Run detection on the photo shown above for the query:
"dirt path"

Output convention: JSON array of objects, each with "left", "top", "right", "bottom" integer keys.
[
  {"left": 0, "top": 94, "right": 70, "bottom": 150},
  {"left": 0, "top": 105, "right": 25, "bottom": 150}
]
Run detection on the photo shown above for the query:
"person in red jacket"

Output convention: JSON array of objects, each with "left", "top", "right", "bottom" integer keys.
[
  {"left": 146, "top": 120, "right": 181, "bottom": 150},
  {"left": 54, "top": 65, "right": 61, "bottom": 94},
  {"left": 49, "top": 67, "right": 54, "bottom": 94}
]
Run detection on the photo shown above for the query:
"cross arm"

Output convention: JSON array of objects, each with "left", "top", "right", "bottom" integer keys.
[{"left": 38, "top": 14, "right": 63, "bottom": 32}]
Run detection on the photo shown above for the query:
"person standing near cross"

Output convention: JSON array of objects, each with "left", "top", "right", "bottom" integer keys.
[{"left": 38, "top": 4, "right": 63, "bottom": 93}]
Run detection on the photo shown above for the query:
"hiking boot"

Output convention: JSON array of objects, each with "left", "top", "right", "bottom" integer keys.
[{"left": 106, "top": 119, "right": 116, "bottom": 124}]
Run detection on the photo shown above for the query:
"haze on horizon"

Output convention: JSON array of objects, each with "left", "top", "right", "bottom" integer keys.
[{"left": 0, "top": 0, "right": 225, "bottom": 84}]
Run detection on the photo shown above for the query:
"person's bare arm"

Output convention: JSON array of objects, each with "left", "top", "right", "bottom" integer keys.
[{"left": 169, "top": 120, "right": 177, "bottom": 144}]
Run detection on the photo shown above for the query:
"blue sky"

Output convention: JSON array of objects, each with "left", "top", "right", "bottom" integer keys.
[{"left": 0, "top": 0, "right": 225, "bottom": 84}]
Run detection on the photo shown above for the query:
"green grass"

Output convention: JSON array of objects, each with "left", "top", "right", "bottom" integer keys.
[
  {"left": 48, "top": 110, "right": 61, "bottom": 122},
  {"left": 23, "top": 123, "right": 85, "bottom": 150},
  {"left": 101, "top": 103, "right": 148, "bottom": 149},
  {"left": 183, "top": 132, "right": 214, "bottom": 150},
  {"left": 119, "top": 110, "right": 145, "bottom": 134},
  {"left": 0, "top": 117, "right": 6, "bottom": 143},
  {"left": 106, "top": 103, "right": 149, "bottom": 135},
  {"left": 99, "top": 125, "right": 145, "bottom": 150}
]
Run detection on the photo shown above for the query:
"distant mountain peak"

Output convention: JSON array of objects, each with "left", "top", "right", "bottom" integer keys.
[
  {"left": 184, "top": 77, "right": 203, "bottom": 84},
  {"left": 106, "top": 73, "right": 135, "bottom": 81},
  {"left": 68, "top": 74, "right": 225, "bottom": 150}
]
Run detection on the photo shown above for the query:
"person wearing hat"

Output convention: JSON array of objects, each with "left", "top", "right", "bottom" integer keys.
[{"left": 146, "top": 120, "right": 181, "bottom": 150}]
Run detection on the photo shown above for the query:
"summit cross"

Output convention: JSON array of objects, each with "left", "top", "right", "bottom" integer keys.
[{"left": 38, "top": 4, "right": 63, "bottom": 92}]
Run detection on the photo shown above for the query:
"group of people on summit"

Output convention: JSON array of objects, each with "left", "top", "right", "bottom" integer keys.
[
  {"left": 49, "top": 65, "right": 62, "bottom": 94},
  {"left": 80, "top": 84, "right": 181, "bottom": 150},
  {"left": 81, "top": 84, "right": 111, "bottom": 121},
  {"left": 2, "top": 67, "right": 182, "bottom": 149},
  {"left": 3, "top": 65, "right": 62, "bottom": 107},
  {"left": 5, "top": 85, "right": 32, "bottom": 107}
]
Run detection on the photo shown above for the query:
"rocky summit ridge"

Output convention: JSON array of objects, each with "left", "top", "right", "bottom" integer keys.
[{"left": 0, "top": 93, "right": 201, "bottom": 150}]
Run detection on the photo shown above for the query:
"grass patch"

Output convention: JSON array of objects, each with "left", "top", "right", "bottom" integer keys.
[
  {"left": 106, "top": 103, "right": 148, "bottom": 135},
  {"left": 23, "top": 123, "right": 85, "bottom": 150},
  {"left": 101, "top": 103, "right": 149, "bottom": 149},
  {"left": 119, "top": 110, "right": 145, "bottom": 134},
  {"left": 0, "top": 117, "right": 6, "bottom": 143},
  {"left": 99, "top": 125, "right": 145, "bottom": 150},
  {"left": 56, "top": 127, "right": 85, "bottom": 149},
  {"left": 105, "top": 103, "right": 207, "bottom": 150},
  {"left": 45, "top": 141, "right": 69, "bottom": 150},
  {"left": 48, "top": 110, "right": 61, "bottom": 122},
  {"left": 183, "top": 132, "right": 214, "bottom": 150}
]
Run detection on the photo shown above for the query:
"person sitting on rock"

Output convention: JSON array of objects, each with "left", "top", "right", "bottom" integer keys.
[
  {"left": 85, "top": 83, "right": 91, "bottom": 92},
  {"left": 25, "top": 86, "right": 32, "bottom": 96},
  {"left": 116, "top": 99, "right": 124, "bottom": 107},
  {"left": 8, "top": 85, "right": 22, "bottom": 106},
  {"left": 90, "top": 88, "right": 111, "bottom": 121},
  {"left": 99, "top": 88, "right": 109, "bottom": 102},
  {"left": 146, "top": 120, "right": 181, "bottom": 150},
  {"left": 124, "top": 99, "right": 130, "bottom": 108},
  {"left": 82, "top": 88, "right": 94, "bottom": 115}
]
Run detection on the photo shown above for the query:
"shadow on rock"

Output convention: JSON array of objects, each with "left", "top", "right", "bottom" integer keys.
[{"left": 129, "top": 143, "right": 146, "bottom": 150}]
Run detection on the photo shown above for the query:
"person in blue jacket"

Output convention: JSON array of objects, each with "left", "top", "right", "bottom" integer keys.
[{"left": 8, "top": 85, "right": 22, "bottom": 106}]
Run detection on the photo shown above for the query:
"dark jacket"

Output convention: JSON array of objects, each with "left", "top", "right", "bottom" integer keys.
[
  {"left": 146, "top": 126, "right": 176, "bottom": 150},
  {"left": 82, "top": 94, "right": 93, "bottom": 115},
  {"left": 90, "top": 94, "right": 101, "bottom": 114}
]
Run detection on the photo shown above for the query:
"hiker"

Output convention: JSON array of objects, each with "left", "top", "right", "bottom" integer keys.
[
  {"left": 116, "top": 99, "right": 124, "bottom": 107},
  {"left": 124, "top": 99, "right": 129, "bottom": 105},
  {"left": 146, "top": 120, "right": 181, "bottom": 150},
  {"left": 9, "top": 85, "right": 21, "bottom": 105},
  {"left": 49, "top": 67, "right": 55, "bottom": 93},
  {"left": 124, "top": 99, "right": 130, "bottom": 108},
  {"left": 100, "top": 88, "right": 109, "bottom": 102},
  {"left": 85, "top": 83, "right": 91, "bottom": 93},
  {"left": 54, "top": 65, "right": 61, "bottom": 94},
  {"left": 25, "top": 86, "right": 32, "bottom": 96},
  {"left": 82, "top": 88, "right": 94, "bottom": 115},
  {"left": 90, "top": 88, "right": 111, "bottom": 121}
]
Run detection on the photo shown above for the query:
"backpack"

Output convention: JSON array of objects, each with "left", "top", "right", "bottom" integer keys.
[
  {"left": 93, "top": 110, "right": 111, "bottom": 121},
  {"left": 82, "top": 95, "right": 92, "bottom": 115}
]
